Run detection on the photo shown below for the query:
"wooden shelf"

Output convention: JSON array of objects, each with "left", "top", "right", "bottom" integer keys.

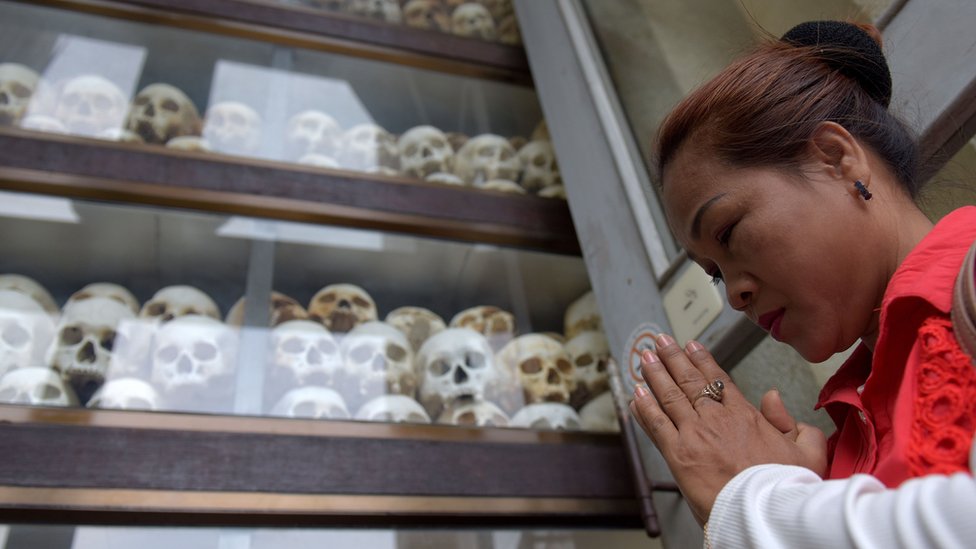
[
  {"left": 24, "top": 0, "right": 533, "bottom": 86},
  {"left": 0, "top": 405, "right": 639, "bottom": 527},
  {"left": 0, "top": 128, "right": 581, "bottom": 255}
]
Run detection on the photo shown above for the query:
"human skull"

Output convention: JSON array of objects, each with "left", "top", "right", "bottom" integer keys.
[
  {"left": 385, "top": 306, "right": 446, "bottom": 352},
  {"left": 403, "top": 0, "right": 450, "bottom": 31},
  {"left": 346, "top": 0, "right": 402, "bottom": 22},
  {"left": 0, "top": 63, "right": 41, "bottom": 126},
  {"left": 86, "top": 377, "right": 160, "bottom": 411},
  {"left": 481, "top": 179, "right": 524, "bottom": 194},
  {"left": 355, "top": 394, "right": 431, "bottom": 423},
  {"left": 0, "top": 367, "right": 78, "bottom": 407},
  {"left": 0, "top": 290, "right": 55, "bottom": 376},
  {"left": 270, "top": 386, "right": 351, "bottom": 419},
  {"left": 337, "top": 123, "right": 399, "bottom": 172},
  {"left": 566, "top": 330, "right": 610, "bottom": 409},
  {"left": 284, "top": 110, "right": 342, "bottom": 160},
  {"left": 497, "top": 334, "right": 576, "bottom": 406},
  {"left": 417, "top": 328, "right": 497, "bottom": 418},
  {"left": 0, "top": 274, "right": 59, "bottom": 317},
  {"left": 451, "top": 3, "right": 496, "bottom": 40},
  {"left": 398, "top": 125, "right": 454, "bottom": 179},
  {"left": 579, "top": 391, "right": 619, "bottom": 433},
  {"left": 511, "top": 402, "right": 582, "bottom": 431},
  {"left": 54, "top": 75, "right": 128, "bottom": 137},
  {"left": 473, "top": 0, "right": 513, "bottom": 21},
  {"left": 449, "top": 305, "right": 515, "bottom": 350},
  {"left": 67, "top": 282, "right": 140, "bottom": 315},
  {"left": 538, "top": 184, "right": 567, "bottom": 200},
  {"left": 498, "top": 14, "right": 522, "bottom": 45},
  {"left": 124, "top": 83, "right": 201, "bottom": 144},
  {"left": 436, "top": 398, "right": 508, "bottom": 427},
  {"left": 150, "top": 315, "right": 237, "bottom": 410},
  {"left": 225, "top": 291, "right": 309, "bottom": 327},
  {"left": 203, "top": 101, "right": 262, "bottom": 155},
  {"left": 308, "top": 283, "right": 377, "bottom": 333},
  {"left": 48, "top": 297, "right": 135, "bottom": 398},
  {"left": 425, "top": 172, "right": 465, "bottom": 186},
  {"left": 517, "top": 140, "right": 561, "bottom": 192},
  {"left": 140, "top": 285, "right": 220, "bottom": 323},
  {"left": 564, "top": 291, "right": 601, "bottom": 339},
  {"left": 454, "top": 134, "right": 520, "bottom": 186},
  {"left": 166, "top": 135, "right": 212, "bottom": 152},
  {"left": 269, "top": 320, "right": 346, "bottom": 393},
  {"left": 341, "top": 321, "right": 416, "bottom": 409}
]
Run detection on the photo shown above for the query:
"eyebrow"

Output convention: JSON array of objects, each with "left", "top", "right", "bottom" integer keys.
[{"left": 690, "top": 193, "right": 727, "bottom": 241}]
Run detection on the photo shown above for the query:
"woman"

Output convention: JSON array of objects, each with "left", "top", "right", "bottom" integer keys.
[{"left": 629, "top": 20, "right": 976, "bottom": 547}]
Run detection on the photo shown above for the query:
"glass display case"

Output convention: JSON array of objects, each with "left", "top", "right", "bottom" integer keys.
[{"left": 0, "top": 0, "right": 638, "bottom": 531}]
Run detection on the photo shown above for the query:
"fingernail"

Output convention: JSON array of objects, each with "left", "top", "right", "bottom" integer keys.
[
  {"left": 635, "top": 385, "right": 649, "bottom": 398},
  {"left": 656, "top": 333, "right": 675, "bottom": 347},
  {"left": 642, "top": 350, "right": 659, "bottom": 364},
  {"left": 686, "top": 340, "right": 704, "bottom": 353}
]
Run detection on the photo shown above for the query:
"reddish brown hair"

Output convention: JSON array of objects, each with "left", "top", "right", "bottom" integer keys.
[{"left": 656, "top": 27, "right": 920, "bottom": 197}]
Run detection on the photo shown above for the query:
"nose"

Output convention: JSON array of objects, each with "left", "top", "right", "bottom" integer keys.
[{"left": 724, "top": 270, "right": 757, "bottom": 312}]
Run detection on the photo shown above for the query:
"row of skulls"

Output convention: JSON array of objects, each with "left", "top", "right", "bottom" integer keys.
[
  {"left": 292, "top": 0, "right": 521, "bottom": 45},
  {"left": 0, "top": 63, "right": 564, "bottom": 199},
  {"left": 0, "top": 274, "right": 617, "bottom": 431}
]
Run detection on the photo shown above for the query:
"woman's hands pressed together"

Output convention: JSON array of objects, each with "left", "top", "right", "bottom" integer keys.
[{"left": 629, "top": 334, "right": 828, "bottom": 525}]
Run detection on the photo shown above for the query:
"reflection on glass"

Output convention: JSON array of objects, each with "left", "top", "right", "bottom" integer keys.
[{"left": 0, "top": 193, "right": 617, "bottom": 432}]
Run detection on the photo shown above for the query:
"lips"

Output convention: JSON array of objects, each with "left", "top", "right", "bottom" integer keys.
[{"left": 756, "top": 308, "right": 785, "bottom": 340}]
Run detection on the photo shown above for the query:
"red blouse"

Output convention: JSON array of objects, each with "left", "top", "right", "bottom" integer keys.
[{"left": 816, "top": 206, "right": 976, "bottom": 487}]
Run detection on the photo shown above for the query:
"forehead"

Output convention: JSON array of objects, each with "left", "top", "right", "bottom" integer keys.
[{"left": 660, "top": 143, "right": 733, "bottom": 233}]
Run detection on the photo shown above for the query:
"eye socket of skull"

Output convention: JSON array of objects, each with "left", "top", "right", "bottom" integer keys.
[
  {"left": 281, "top": 337, "right": 304, "bottom": 354},
  {"left": 386, "top": 343, "right": 407, "bottom": 362},
  {"left": 533, "top": 155, "right": 546, "bottom": 167},
  {"left": 145, "top": 302, "right": 167, "bottom": 317},
  {"left": 465, "top": 351, "right": 486, "bottom": 369},
  {"left": 60, "top": 326, "right": 83, "bottom": 346},
  {"left": 157, "top": 345, "right": 179, "bottom": 363},
  {"left": 575, "top": 354, "right": 594, "bottom": 367},
  {"left": 2, "top": 323, "right": 30, "bottom": 348},
  {"left": 11, "top": 83, "right": 31, "bottom": 99},
  {"left": 349, "top": 344, "right": 373, "bottom": 363},
  {"left": 162, "top": 99, "right": 180, "bottom": 112},
  {"left": 99, "top": 330, "right": 120, "bottom": 352},
  {"left": 317, "top": 339, "right": 337, "bottom": 355},
  {"left": 520, "top": 358, "right": 542, "bottom": 375},
  {"left": 193, "top": 342, "right": 218, "bottom": 361},
  {"left": 352, "top": 296, "right": 371, "bottom": 308},
  {"left": 556, "top": 359, "right": 572, "bottom": 374},
  {"left": 405, "top": 144, "right": 418, "bottom": 156},
  {"left": 429, "top": 358, "right": 450, "bottom": 376},
  {"left": 38, "top": 383, "right": 62, "bottom": 401},
  {"left": 597, "top": 359, "right": 608, "bottom": 372},
  {"left": 318, "top": 293, "right": 337, "bottom": 304}
]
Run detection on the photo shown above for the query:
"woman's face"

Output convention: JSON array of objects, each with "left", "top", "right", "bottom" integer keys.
[{"left": 661, "top": 143, "right": 883, "bottom": 362}]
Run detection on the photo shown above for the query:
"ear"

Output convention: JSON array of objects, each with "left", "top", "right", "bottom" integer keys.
[{"left": 807, "top": 121, "right": 871, "bottom": 189}]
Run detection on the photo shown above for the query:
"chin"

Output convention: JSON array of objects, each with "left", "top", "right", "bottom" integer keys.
[{"left": 790, "top": 339, "right": 837, "bottom": 364}]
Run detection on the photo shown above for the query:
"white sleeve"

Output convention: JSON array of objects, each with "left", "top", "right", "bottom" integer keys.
[{"left": 706, "top": 444, "right": 976, "bottom": 549}]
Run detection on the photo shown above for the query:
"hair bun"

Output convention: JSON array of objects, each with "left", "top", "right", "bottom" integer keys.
[{"left": 781, "top": 21, "right": 892, "bottom": 108}]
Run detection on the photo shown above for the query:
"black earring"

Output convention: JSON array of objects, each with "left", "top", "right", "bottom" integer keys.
[{"left": 854, "top": 180, "right": 872, "bottom": 201}]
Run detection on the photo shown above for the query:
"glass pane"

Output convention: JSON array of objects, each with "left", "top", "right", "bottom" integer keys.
[
  {"left": 922, "top": 135, "right": 976, "bottom": 221},
  {"left": 0, "top": 525, "right": 658, "bottom": 549},
  {"left": 0, "top": 190, "right": 618, "bottom": 433},
  {"left": 581, "top": 0, "right": 896, "bottom": 189},
  {"left": 0, "top": 2, "right": 559, "bottom": 197}
]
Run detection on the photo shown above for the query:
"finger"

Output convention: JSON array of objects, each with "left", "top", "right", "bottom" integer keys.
[
  {"left": 630, "top": 384, "right": 678, "bottom": 447},
  {"left": 654, "top": 333, "right": 710, "bottom": 402},
  {"left": 640, "top": 349, "right": 699, "bottom": 426},
  {"left": 760, "top": 388, "right": 798, "bottom": 439},
  {"left": 683, "top": 340, "right": 742, "bottom": 404},
  {"left": 796, "top": 422, "right": 828, "bottom": 476}
]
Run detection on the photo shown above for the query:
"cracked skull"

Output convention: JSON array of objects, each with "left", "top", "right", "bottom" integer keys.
[
  {"left": 417, "top": 328, "right": 497, "bottom": 418},
  {"left": 284, "top": 110, "right": 341, "bottom": 160},
  {"left": 498, "top": 334, "right": 576, "bottom": 406},
  {"left": 341, "top": 321, "right": 416, "bottom": 408},
  {"left": 308, "top": 283, "right": 377, "bottom": 333},
  {"left": 454, "top": 134, "right": 520, "bottom": 186},
  {"left": 398, "top": 125, "right": 454, "bottom": 179},
  {"left": 125, "top": 83, "right": 201, "bottom": 144},
  {"left": 0, "top": 63, "right": 41, "bottom": 126},
  {"left": 0, "top": 290, "right": 55, "bottom": 377},
  {"left": 49, "top": 297, "right": 134, "bottom": 394}
]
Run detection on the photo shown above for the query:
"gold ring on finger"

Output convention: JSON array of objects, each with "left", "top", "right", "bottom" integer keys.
[{"left": 693, "top": 379, "right": 725, "bottom": 405}]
